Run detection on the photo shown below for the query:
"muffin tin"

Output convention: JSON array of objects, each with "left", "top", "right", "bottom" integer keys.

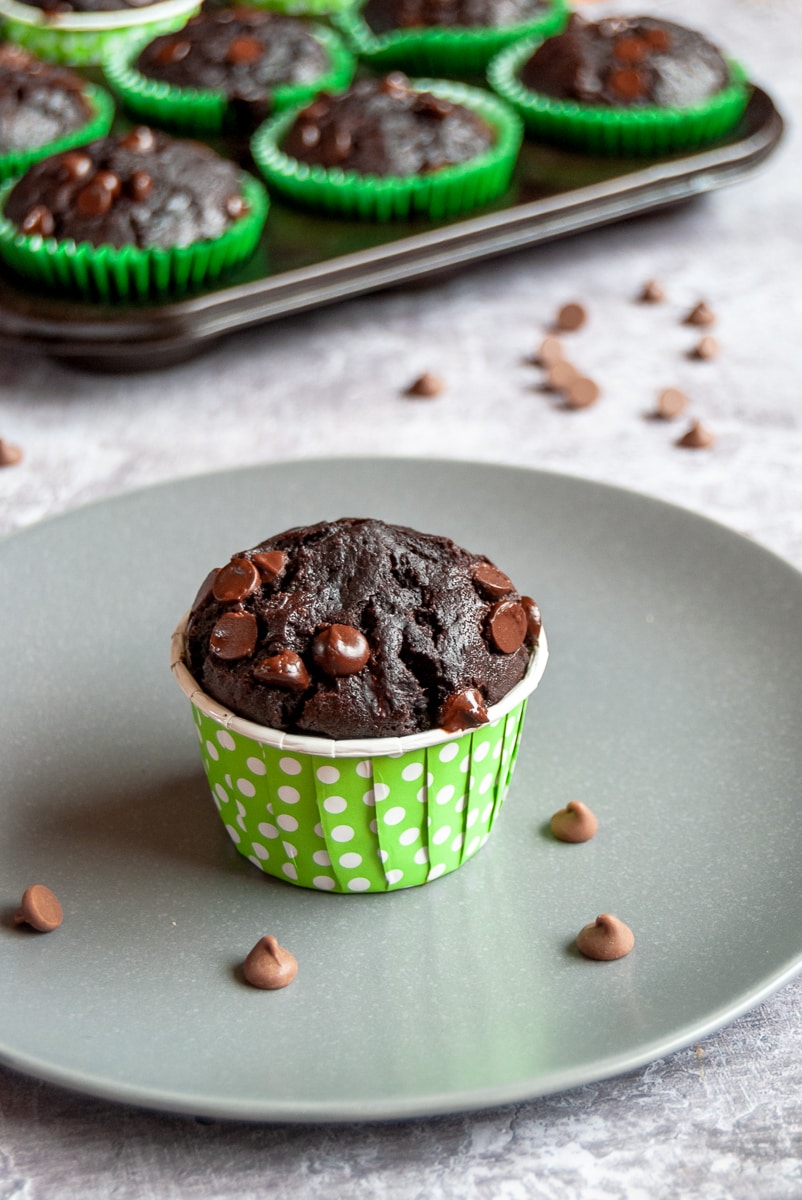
[{"left": 0, "top": 57, "right": 783, "bottom": 370}]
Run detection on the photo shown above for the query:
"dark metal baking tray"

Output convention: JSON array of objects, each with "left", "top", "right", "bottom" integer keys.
[{"left": 0, "top": 85, "right": 782, "bottom": 370}]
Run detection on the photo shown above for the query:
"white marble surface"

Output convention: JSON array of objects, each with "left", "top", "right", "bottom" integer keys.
[{"left": 2, "top": 0, "right": 802, "bottom": 1194}]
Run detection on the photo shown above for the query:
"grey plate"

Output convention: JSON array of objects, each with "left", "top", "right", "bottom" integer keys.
[{"left": 2, "top": 458, "right": 801, "bottom": 1123}]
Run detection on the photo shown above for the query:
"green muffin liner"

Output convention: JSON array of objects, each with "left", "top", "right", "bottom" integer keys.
[
  {"left": 171, "top": 616, "right": 548, "bottom": 894},
  {"left": 251, "top": 78, "right": 523, "bottom": 221},
  {"left": 102, "top": 22, "right": 356, "bottom": 136},
  {"left": 488, "top": 37, "right": 751, "bottom": 157},
  {"left": 332, "top": 0, "right": 566, "bottom": 76},
  {"left": 0, "top": 172, "right": 268, "bottom": 300},
  {"left": 0, "top": 0, "right": 200, "bottom": 65},
  {"left": 0, "top": 82, "right": 114, "bottom": 182}
]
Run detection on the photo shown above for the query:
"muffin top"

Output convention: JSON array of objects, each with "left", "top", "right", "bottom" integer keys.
[
  {"left": 22, "top": 0, "right": 166, "bottom": 13},
  {"left": 0, "top": 44, "right": 91, "bottom": 154},
  {"left": 281, "top": 74, "right": 494, "bottom": 177},
  {"left": 520, "top": 13, "right": 730, "bottom": 108},
  {"left": 362, "top": 0, "right": 552, "bottom": 33},
  {"left": 184, "top": 517, "right": 542, "bottom": 740},
  {"left": 136, "top": 9, "right": 329, "bottom": 100},
  {"left": 4, "top": 126, "right": 251, "bottom": 248}
]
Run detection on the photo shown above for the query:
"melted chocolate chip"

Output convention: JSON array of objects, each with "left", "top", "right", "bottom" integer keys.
[
  {"left": 252, "top": 550, "right": 287, "bottom": 584},
  {"left": 154, "top": 37, "right": 191, "bottom": 66},
  {"left": 76, "top": 179, "right": 112, "bottom": 217},
  {"left": 253, "top": 650, "right": 310, "bottom": 691},
  {"left": 210, "top": 611, "right": 258, "bottom": 659},
  {"left": 613, "top": 35, "right": 649, "bottom": 63},
  {"left": 60, "top": 150, "right": 93, "bottom": 181},
  {"left": 213, "top": 557, "right": 260, "bottom": 603},
  {"left": 439, "top": 687, "right": 489, "bottom": 732},
  {"left": 21, "top": 205, "right": 54, "bottom": 236},
  {"left": 95, "top": 169, "right": 122, "bottom": 198},
  {"left": 242, "top": 934, "right": 298, "bottom": 989},
  {"left": 14, "top": 884, "right": 63, "bottom": 932},
  {"left": 521, "top": 596, "right": 541, "bottom": 645},
  {"left": 129, "top": 170, "right": 153, "bottom": 202},
  {"left": 312, "top": 624, "right": 370, "bottom": 676},
  {"left": 472, "top": 561, "right": 514, "bottom": 601},
  {"left": 487, "top": 600, "right": 527, "bottom": 654},
  {"left": 608, "top": 66, "right": 647, "bottom": 100},
  {"left": 226, "top": 34, "right": 263, "bottom": 64},
  {"left": 190, "top": 567, "right": 219, "bottom": 614}
]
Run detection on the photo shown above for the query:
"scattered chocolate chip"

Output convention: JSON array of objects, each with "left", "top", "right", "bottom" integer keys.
[
  {"left": 213, "top": 557, "right": 260, "bottom": 604},
  {"left": 252, "top": 550, "right": 287, "bottom": 585},
  {"left": 253, "top": 650, "right": 310, "bottom": 691},
  {"left": 242, "top": 935, "right": 298, "bottom": 989},
  {"left": 546, "top": 360, "right": 580, "bottom": 392},
  {"left": 654, "top": 387, "right": 688, "bottom": 420},
  {"left": 608, "top": 66, "right": 647, "bottom": 100},
  {"left": 76, "top": 179, "right": 113, "bottom": 218},
  {"left": 439, "top": 687, "right": 488, "bottom": 732},
  {"left": 555, "top": 302, "right": 587, "bottom": 332},
  {"left": 209, "top": 611, "right": 258, "bottom": 660},
  {"left": 534, "top": 335, "right": 564, "bottom": 366},
  {"left": 0, "top": 438, "right": 23, "bottom": 467},
  {"left": 472, "top": 561, "right": 514, "bottom": 600},
  {"left": 690, "top": 335, "right": 719, "bottom": 361},
  {"left": 564, "top": 377, "right": 600, "bottom": 410},
  {"left": 226, "top": 34, "right": 263, "bottom": 64},
  {"left": 60, "top": 150, "right": 93, "bottom": 181},
  {"left": 521, "top": 596, "right": 541, "bottom": 645},
  {"left": 119, "top": 125, "right": 156, "bottom": 152},
  {"left": 576, "top": 914, "right": 634, "bottom": 960},
  {"left": 550, "top": 800, "right": 598, "bottom": 843},
  {"left": 638, "top": 279, "right": 665, "bottom": 303},
  {"left": 405, "top": 372, "right": 443, "bottom": 398},
  {"left": 312, "top": 624, "right": 370, "bottom": 676},
  {"left": 487, "top": 599, "right": 527, "bottom": 654},
  {"left": 675, "top": 419, "right": 715, "bottom": 449},
  {"left": 684, "top": 300, "right": 715, "bottom": 327},
  {"left": 128, "top": 169, "right": 153, "bottom": 202},
  {"left": 21, "top": 205, "right": 54, "bottom": 237},
  {"left": 14, "top": 884, "right": 63, "bottom": 932}
]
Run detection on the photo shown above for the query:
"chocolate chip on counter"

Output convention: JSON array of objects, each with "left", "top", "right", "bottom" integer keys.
[
  {"left": 226, "top": 35, "right": 263, "bottom": 64},
  {"left": 654, "top": 387, "right": 688, "bottom": 420},
  {"left": 14, "top": 884, "right": 63, "bottom": 932},
  {"left": 534, "top": 335, "right": 564, "bottom": 366},
  {"left": 576, "top": 914, "right": 634, "bottom": 960},
  {"left": 119, "top": 125, "right": 156, "bottom": 152},
  {"left": 487, "top": 599, "right": 527, "bottom": 654},
  {"left": 555, "top": 302, "right": 587, "bottom": 332},
  {"left": 564, "top": 377, "right": 600, "bottom": 410},
  {"left": 253, "top": 650, "right": 310, "bottom": 691},
  {"left": 471, "top": 561, "right": 514, "bottom": 600},
  {"left": 683, "top": 300, "right": 715, "bottom": 327},
  {"left": 212, "top": 557, "right": 260, "bottom": 603},
  {"left": 439, "top": 687, "right": 489, "bottom": 732},
  {"left": 0, "top": 438, "right": 23, "bottom": 467},
  {"left": 675, "top": 419, "right": 715, "bottom": 449},
  {"left": 550, "top": 800, "right": 598, "bottom": 843},
  {"left": 405, "top": 372, "right": 444, "bottom": 398},
  {"left": 242, "top": 935, "right": 298, "bottom": 990},
  {"left": 252, "top": 549, "right": 287, "bottom": 585},
  {"left": 312, "top": 624, "right": 370, "bottom": 676},
  {"left": 521, "top": 596, "right": 541, "bottom": 645},
  {"left": 209, "top": 611, "right": 258, "bottom": 660},
  {"left": 689, "top": 335, "right": 719, "bottom": 361},
  {"left": 21, "top": 205, "right": 54, "bottom": 237},
  {"left": 638, "top": 279, "right": 665, "bottom": 303},
  {"left": 546, "top": 360, "right": 580, "bottom": 392}
]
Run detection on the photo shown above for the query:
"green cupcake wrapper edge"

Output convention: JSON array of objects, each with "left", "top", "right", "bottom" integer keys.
[
  {"left": 0, "top": 82, "right": 115, "bottom": 182},
  {"left": 2, "top": 2, "right": 200, "bottom": 65},
  {"left": 487, "top": 37, "right": 751, "bottom": 156},
  {"left": 251, "top": 77, "right": 523, "bottom": 221}
]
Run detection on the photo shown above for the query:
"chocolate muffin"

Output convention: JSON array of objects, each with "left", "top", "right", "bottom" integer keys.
[
  {"left": 184, "top": 517, "right": 542, "bottom": 740},
  {"left": 363, "top": 0, "right": 553, "bottom": 33},
  {"left": 3, "top": 125, "right": 253, "bottom": 248},
  {"left": 0, "top": 43, "right": 92, "bottom": 152},
  {"left": 519, "top": 13, "right": 730, "bottom": 108}
]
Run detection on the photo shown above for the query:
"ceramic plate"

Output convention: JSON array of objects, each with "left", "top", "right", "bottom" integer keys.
[{"left": 2, "top": 459, "right": 801, "bottom": 1122}]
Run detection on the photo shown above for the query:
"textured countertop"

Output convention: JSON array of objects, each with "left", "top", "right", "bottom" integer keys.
[{"left": 2, "top": 0, "right": 801, "bottom": 1195}]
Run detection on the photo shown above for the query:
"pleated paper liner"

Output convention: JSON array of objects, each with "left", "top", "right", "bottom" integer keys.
[
  {"left": 332, "top": 0, "right": 566, "bottom": 76},
  {"left": 0, "top": 0, "right": 200, "bottom": 64},
  {"left": 102, "top": 23, "right": 356, "bottom": 136},
  {"left": 244, "top": 0, "right": 356, "bottom": 18},
  {"left": 171, "top": 615, "right": 549, "bottom": 894},
  {"left": 0, "top": 172, "right": 268, "bottom": 300},
  {"left": 0, "top": 82, "right": 114, "bottom": 182},
  {"left": 251, "top": 79, "right": 523, "bottom": 221},
  {"left": 488, "top": 37, "right": 750, "bottom": 156}
]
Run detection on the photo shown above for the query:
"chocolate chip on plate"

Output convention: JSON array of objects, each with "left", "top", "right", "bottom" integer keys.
[
  {"left": 684, "top": 300, "right": 715, "bottom": 327},
  {"left": 564, "top": 377, "right": 600, "bottom": 410},
  {"left": 576, "top": 914, "right": 634, "bottom": 960},
  {"left": 14, "top": 884, "right": 63, "bottom": 932},
  {"left": 405, "top": 372, "right": 444, "bottom": 398},
  {"left": 555, "top": 302, "right": 587, "bottom": 332},
  {"left": 689, "top": 335, "right": 719, "bottom": 361},
  {"left": 638, "top": 279, "right": 665, "bottom": 303},
  {"left": 654, "top": 387, "right": 688, "bottom": 420},
  {"left": 0, "top": 438, "right": 23, "bottom": 467},
  {"left": 675, "top": 419, "right": 715, "bottom": 449}
]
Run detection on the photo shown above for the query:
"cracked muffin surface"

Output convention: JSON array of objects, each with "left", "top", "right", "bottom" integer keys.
[{"left": 184, "top": 517, "right": 541, "bottom": 739}]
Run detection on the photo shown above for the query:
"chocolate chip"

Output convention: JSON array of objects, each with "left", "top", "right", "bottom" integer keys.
[
  {"left": 76, "top": 179, "right": 112, "bottom": 218},
  {"left": 555, "top": 302, "right": 587, "bottom": 332},
  {"left": 613, "top": 35, "right": 649, "bottom": 63},
  {"left": 120, "top": 125, "right": 156, "bottom": 152},
  {"left": 128, "top": 169, "right": 153, "bottom": 202},
  {"left": 565, "top": 377, "right": 600, "bottom": 409},
  {"left": 380, "top": 71, "right": 411, "bottom": 97},
  {"left": 253, "top": 650, "right": 310, "bottom": 691},
  {"left": 190, "top": 567, "right": 219, "bottom": 613},
  {"left": 213, "top": 557, "right": 259, "bottom": 603},
  {"left": 684, "top": 301, "right": 715, "bottom": 327},
  {"left": 487, "top": 599, "right": 527, "bottom": 654},
  {"left": 414, "top": 92, "right": 452, "bottom": 119},
  {"left": 252, "top": 550, "right": 287, "bottom": 584},
  {"left": 608, "top": 66, "right": 647, "bottom": 101},
  {"left": 654, "top": 387, "right": 689, "bottom": 419},
  {"left": 439, "top": 687, "right": 488, "bottom": 732},
  {"left": 224, "top": 194, "right": 248, "bottom": 220},
  {"left": 60, "top": 150, "right": 93, "bottom": 181},
  {"left": 534, "top": 336, "right": 564, "bottom": 366},
  {"left": 226, "top": 34, "right": 263, "bottom": 64},
  {"left": 675, "top": 419, "right": 715, "bottom": 449},
  {"left": 405, "top": 372, "right": 444, "bottom": 398},
  {"left": 14, "top": 884, "right": 63, "bottom": 932},
  {"left": 546, "top": 360, "right": 580, "bottom": 392},
  {"left": 312, "top": 624, "right": 370, "bottom": 676},
  {"left": 210, "top": 611, "right": 258, "bottom": 660},
  {"left": 21, "top": 205, "right": 54, "bottom": 237},
  {"left": 638, "top": 279, "right": 665, "bottom": 303},
  {"left": 643, "top": 26, "right": 672, "bottom": 50},
  {"left": 550, "top": 800, "right": 598, "bottom": 843},
  {"left": 472, "top": 561, "right": 514, "bottom": 600},
  {"left": 690, "top": 335, "right": 719, "bottom": 361},
  {"left": 242, "top": 935, "right": 298, "bottom": 989},
  {"left": 521, "top": 596, "right": 541, "bottom": 645},
  {"left": 0, "top": 438, "right": 23, "bottom": 467},
  {"left": 576, "top": 914, "right": 634, "bottom": 960},
  {"left": 95, "top": 169, "right": 121, "bottom": 199},
  {"left": 153, "top": 37, "right": 191, "bottom": 66}
]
